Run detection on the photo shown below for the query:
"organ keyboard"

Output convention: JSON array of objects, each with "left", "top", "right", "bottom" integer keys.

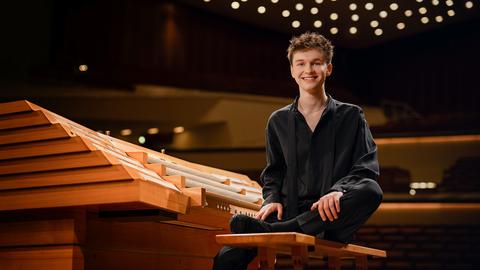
[{"left": 0, "top": 100, "right": 263, "bottom": 270}]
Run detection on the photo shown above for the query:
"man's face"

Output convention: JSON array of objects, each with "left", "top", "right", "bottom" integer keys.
[{"left": 290, "top": 48, "right": 332, "bottom": 94}]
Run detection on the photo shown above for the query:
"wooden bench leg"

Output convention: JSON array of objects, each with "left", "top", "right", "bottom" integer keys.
[
  {"left": 355, "top": 256, "right": 368, "bottom": 270},
  {"left": 291, "top": 246, "right": 308, "bottom": 270},
  {"left": 257, "top": 247, "right": 276, "bottom": 270},
  {"left": 328, "top": 256, "right": 341, "bottom": 270},
  {"left": 247, "top": 256, "right": 259, "bottom": 270}
]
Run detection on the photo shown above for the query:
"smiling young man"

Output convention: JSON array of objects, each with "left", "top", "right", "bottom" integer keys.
[{"left": 213, "top": 32, "right": 383, "bottom": 270}]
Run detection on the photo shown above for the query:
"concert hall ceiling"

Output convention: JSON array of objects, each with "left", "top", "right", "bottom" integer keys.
[{"left": 180, "top": 0, "right": 479, "bottom": 48}]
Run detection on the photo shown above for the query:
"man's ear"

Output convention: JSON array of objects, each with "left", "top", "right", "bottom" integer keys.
[{"left": 326, "top": 63, "right": 333, "bottom": 76}]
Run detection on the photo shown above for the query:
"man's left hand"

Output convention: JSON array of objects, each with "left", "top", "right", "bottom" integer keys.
[{"left": 310, "top": 191, "right": 343, "bottom": 222}]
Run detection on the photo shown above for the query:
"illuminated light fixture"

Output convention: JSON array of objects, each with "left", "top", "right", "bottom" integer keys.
[
  {"left": 120, "top": 129, "right": 132, "bottom": 136},
  {"left": 390, "top": 3, "right": 399, "bottom": 11},
  {"left": 147, "top": 127, "right": 159, "bottom": 135},
  {"left": 416, "top": 0, "right": 423, "bottom": 2},
  {"left": 271, "top": 0, "right": 278, "bottom": 3},
  {"left": 405, "top": 10, "right": 413, "bottom": 17},
  {"left": 419, "top": 7, "right": 427, "bottom": 14},
  {"left": 314, "top": 20, "right": 322, "bottom": 28},
  {"left": 138, "top": 136, "right": 146, "bottom": 144},
  {"left": 292, "top": 20, "right": 301, "bottom": 28},
  {"left": 466, "top": 1, "right": 473, "bottom": 9},
  {"left": 315, "top": 0, "right": 323, "bottom": 3},
  {"left": 421, "top": 16, "right": 429, "bottom": 24},
  {"left": 241, "top": 0, "right": 247, "bottom": 2},
  {"left": 282, "top": 10, "right": 290, "bottom": 17},
  {"left": 311, "top": 7, "right": 319, "bottom": 14},
  {"left": 435, "top": 15, "right": 444, "bottom": 22},
  {"left": 330, "top": 13, "right": 338, "bottom": 20},
  {"left": 203, "top": 0, "right": 210, "bottom": 2},
  {"left": 397, "top": 22, "right": 405, "bottom": 29},
  {"left": 409, "top": 189, "right": 416, "bottom": 196},
  {"left": 351, "top": 14, "right": 359, "bottom": 21},
  {"left": 257, "top": 6, "right": 266, "bottom": 14},
  {"left": 173, "top": 126, "right": 185, "bottom": 134},
  {"left": 374, "top": 28, "right": 383, "bottom": 36},
  {"left": 349, "top": 27, "right": 358, "bottom": 34},
  {"left": 330, "top": 27, "right": 339, "bottom": 34},
  {"left": 231, "top": 2, "right": 240, "bottom": 9},
  {"left": 447, "top": 9, "right": 455, "bottom": 16},
  {"left": 432, "top": 0, "right": 439, "bottom": 5},
  {"left": 78, "top": 64, "right": 88, "bottom": 72},
  {"left": 295, "top": 3, "right": 304, "bottom": 11},
  {"left": 410, "top": 181, "right": 437, "bottom": 189},
  {"left": 446, "top": 0, "right": 454, "bottom": 7},
  {"left": 370, "top": 20, "right": 379, "bottom": 28},
  {"left": 349, "top": 3, "right": 357, "bottom": 11},
  {"left": 365, "top": 3, "right": 374, "bottom": 10},
  {"left": 379, "top": 11, "right": 388, "bottom": 18}
]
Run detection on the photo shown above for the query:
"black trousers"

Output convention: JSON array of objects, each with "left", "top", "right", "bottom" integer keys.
[{"left": 212, "top": 178, "right": 383, "bottom": 270}]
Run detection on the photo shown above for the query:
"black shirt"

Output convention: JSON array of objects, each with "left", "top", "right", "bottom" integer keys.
[{"left": 260, "top": 95, "right": 379, "bottom": 219}]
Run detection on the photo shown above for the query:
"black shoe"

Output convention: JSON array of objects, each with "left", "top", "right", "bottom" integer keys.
[{"left": 229, "top": 214, "right": 272, "bottom": 234}]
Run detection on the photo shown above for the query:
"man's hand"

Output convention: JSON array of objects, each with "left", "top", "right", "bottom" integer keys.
[
  {"left": 255, "top": 203, "right": 283, "bottom": 221},
  {"left": 310, "top": 191, "right": 343, "bottom": 222}
]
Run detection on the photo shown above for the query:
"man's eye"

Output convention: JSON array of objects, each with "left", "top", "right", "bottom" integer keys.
[{"left": 297, "top": 63, "right": 304, "bottom": 66}]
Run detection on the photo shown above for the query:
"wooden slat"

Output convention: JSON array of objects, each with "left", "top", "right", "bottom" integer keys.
[
  {"left": 0, "top": 178, "right": 188, "bottom": 213},
  {"left": 0, "top": 165, "right": 134, "bottom": 191},
  {"left": 0, "top": 136, "right": 95, "bottom": 161},
  {"left": 0, "top": 150, "right": 119, "bottom": 175},
  {"left": 215, "top": 233, "right": 316, "bottom": 248},
  {"left": 313, "top": 239, "right": 387, "bottom": 258},
  {"left": 0, "top": 123, "right": 73, "bottom": 145},
  {"left": 0, "top": 100, "right": 34, "bottom": 116},
  {"left": 0, "top": 246, "right": 84, "bottom": 270},
  {"left": 0, "top": 110, "right": 54, "bottom": 130}
]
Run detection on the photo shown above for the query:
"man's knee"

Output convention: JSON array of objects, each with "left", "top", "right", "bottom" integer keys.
[{"left": 352, "top": 178, "right": 383, "bottom": 207}]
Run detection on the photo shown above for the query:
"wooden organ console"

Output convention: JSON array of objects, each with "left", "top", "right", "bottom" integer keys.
[{"left": 0, "top": 100, "right": 263, "bottom": 270}]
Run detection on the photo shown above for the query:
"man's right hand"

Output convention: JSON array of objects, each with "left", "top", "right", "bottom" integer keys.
[{"left": 255, "top": 203, "right": 283, "bottom": 221}]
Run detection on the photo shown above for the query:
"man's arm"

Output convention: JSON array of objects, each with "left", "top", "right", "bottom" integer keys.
[
  {"left": 312, "top": 108, "right": 379, "bottom": 222},
  {"left": 256, "top": 116, "right": 286, "bottom": 220}
]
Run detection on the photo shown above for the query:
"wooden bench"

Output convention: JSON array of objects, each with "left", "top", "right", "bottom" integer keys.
[{"left": 216, "top": 232, "right": 387, "bottom": 270}]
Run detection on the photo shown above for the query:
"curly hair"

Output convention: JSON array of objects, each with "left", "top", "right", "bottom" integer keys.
[{"left": 287, "top": 32, "right": 334, "bottom": 65}]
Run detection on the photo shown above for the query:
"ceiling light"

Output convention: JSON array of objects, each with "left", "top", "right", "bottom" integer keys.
[
  {"left": 447, "top": 9, "right": 455, "bottom": 16},
  {"left": 435, "top": 15, "right": 444, "bottom": 22},
  {"left": 397, "top": 22, "right": 405, "bottom": 29},
  {"left": 410, "top": 189, "right": 416, "bottom": 195},
  {"left": 351, "top": 14, "right": 359, "bottom": 21},
  {"left": 349, "top": 27, "right": 358, "bottom": 34},
  {"left": 416, "top": 0, "right": 423, "bottom": 2},
  {"left": 374, "top": 28, "right": 383, "bottom": 36},
  {"left": 315, "top": 0, "right": 323, "bottom": 3},
  {"left": 419, "top": 7, "right": 427, "bottom": 14},
  {"left": 292, "top": 20, "right": 301, "bottom": 28},
  {"left": 282, "top": 10, "right": 290, "bottom": 17},
  {"left": 231, "top": 2, "right": 240, "bottom": 9},
  {"left": 330, "top": 27, "right": 338, "bottom": 34},
  {"left": 138, "top": 136, "right": 146, "bottom": 144},
  {"left": 330, "top": 13, "right": 338, "bottom": 20},
  {"left": 431, "top": 0, "right": 439, "bottom": 5},
  {"left": 257, "top": 6, "right": 266, "bottom": 14},
  {"left": 147, "top": 127, "right": 159, "bottom": 135},
  {"left": 390, "top": 3, "right": 399, "bottom": 11},
  {"left": 405, "top": 10, "right": 413, "bottom": 17},
  {"left": 120, "top": 129, "right": 132, "bottom": 136},
  {"left": 446, "top": 0, "right": 454, "bottom": 7},
  {"left": 203, "top": 0, "right": 211, "bottom": 2},
  {"left": 466, "top": 1, "right": 473, "bottom": 9},
  {"left": 421, "top": 17, "right": 429, "bottom": 24},
  {"left": 173, "top": 126, "right": 185, "bottom": 134},
  {"left": 365, "top": 3, "right": 374, "bottom": 10},
  {"left": 314, "top": 20, "right": 322, "bottom": 28},
  {"left": 240, "top": 0, "right": 247, "bottom": 2},
  {"left": 271, "top": 0, "right": 278, "bottom": 3},
  {"left": 78, "top": 64, "right": 88, "bottom": 72},
  {"left": 379, "top": 11, "right": 388, "bottom": 18},
  {"left": 311, "top": 7, "right": 319, "bottom": 15},
  {"left": 370, "top": 20, "right": 379, "bottom": 28},
  {"left": 295, "top": 3, "right": 304, "bottom": 11},
  {"left": 349, "top": 3, "right": 357, "bottom": 11}
]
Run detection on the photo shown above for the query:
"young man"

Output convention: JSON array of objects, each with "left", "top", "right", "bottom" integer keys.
[{"left": 213, "top": 32, "right": 382, "bottom": 270}]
